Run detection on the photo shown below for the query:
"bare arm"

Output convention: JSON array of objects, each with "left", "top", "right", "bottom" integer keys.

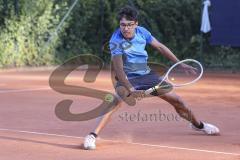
[
  {"left": 150, "top": 38, "right": 197, "bottom": 73},
  {"left": 150, "top": 38, "right": 180, "bottom": 63},
  {"left": 112, "top": 55, "right": 134, "bottom": 92}
]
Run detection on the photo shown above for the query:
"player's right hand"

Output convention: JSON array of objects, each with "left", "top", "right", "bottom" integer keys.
[{"left": 130, "top": 89, "right": 145, "bottom": 100}]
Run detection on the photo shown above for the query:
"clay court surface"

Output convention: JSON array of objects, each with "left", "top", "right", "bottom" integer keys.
[{"left": 0, "top": 68, "right": 240, "bottom": 160}]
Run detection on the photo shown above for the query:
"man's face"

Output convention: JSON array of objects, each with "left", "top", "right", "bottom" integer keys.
[{"left": 119, "top": 17, "right": 138, "bottom": 39}]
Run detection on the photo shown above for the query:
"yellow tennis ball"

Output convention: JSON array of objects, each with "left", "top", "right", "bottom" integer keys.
[
  {"left": 104, "top": 94, "right": 114, "bottom": 102},
  {"left": 171, "top": 77, "right": 175, "bottom": 81}
]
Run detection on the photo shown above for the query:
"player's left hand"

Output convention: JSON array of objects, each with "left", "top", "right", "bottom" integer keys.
[{"left": 180, "top": 63, "right": 197, "bottom": 75}]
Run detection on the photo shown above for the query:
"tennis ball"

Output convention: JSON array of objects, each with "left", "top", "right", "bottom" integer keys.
[{"left": 104, "top": 94, "right": 114, "bottom": 102}]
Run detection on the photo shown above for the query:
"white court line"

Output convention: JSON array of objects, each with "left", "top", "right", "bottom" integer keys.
[
  {"left": 0, "top": 128, "right": 239, "bottom": 156},
  {"left": 0, "top": 87, "right": 51, "bottom": 94}
]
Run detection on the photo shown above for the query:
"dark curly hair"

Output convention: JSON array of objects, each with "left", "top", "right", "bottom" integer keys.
[{"left": 117, "top": 6, "right": 138, "bottom": 22}]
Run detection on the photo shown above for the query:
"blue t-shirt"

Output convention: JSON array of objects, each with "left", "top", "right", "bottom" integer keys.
[{"left": 109, "top": 26, "right": 154, "bottom": 77}]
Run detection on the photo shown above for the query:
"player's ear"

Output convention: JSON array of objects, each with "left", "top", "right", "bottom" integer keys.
[{"left": 135, "top": 21, "right": 138, "bottom": 26}]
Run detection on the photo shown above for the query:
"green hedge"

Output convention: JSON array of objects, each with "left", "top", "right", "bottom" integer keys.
[
  {"left": 0, "top": 0, "right": 68, "bottom": 67},
  {"left": 0, "top": 0, "right": 239, "bottom": 69}
]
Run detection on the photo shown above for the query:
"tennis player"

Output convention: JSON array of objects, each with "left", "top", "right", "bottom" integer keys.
[{"left": 83, "top": 6, "right": 220, "bottom": 150}]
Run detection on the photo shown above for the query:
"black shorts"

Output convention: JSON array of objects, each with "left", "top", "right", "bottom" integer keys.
[{"left": 115, "top": 71, "right": 172, "bottom": 96}]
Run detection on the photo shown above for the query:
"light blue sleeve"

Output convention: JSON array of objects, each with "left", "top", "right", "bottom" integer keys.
[
  {"left": 139, "top": 27, "right": 154, "bottom": 44},
  {"left": 109, "top": 34, "right": 123, "bottom": 57}
]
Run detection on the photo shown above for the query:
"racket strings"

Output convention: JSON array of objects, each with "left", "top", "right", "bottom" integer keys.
[
  {"left": 144, "top": 59, "right": 203, "bottom": 95},
  {"left": 167, "top": 61, "right": 202, "bottom": 86}
]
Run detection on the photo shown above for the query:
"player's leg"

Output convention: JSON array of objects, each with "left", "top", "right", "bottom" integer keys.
[
  {"left": 158, "top": 91, "right": 220, "bottom": 135},
  {"left": 94, "top": 101, "right": 122, "bottom": 134},
  {"left": 93, "top": 85, "right": 138, "bottom": 134},
  {"left": 83, "top": 86, "right": 124, "bottom": 150},
  {"left": 83, "top": 100, "right": 122, "bottom": 150},
  {"left": 158, "top": 91, "right": 201, "bottom": 127}
]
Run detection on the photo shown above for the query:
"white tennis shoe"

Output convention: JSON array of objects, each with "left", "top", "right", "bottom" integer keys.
[
  {"left": 83, "top": 134, "right": 96, "bottom": 150},
  {"left": 190, "top": 122, "right": 220, "bottom": 135}
]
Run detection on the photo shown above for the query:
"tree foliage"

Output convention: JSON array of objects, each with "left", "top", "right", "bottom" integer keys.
[
  {"left": 0, "top": 0, "right": 239, "bottom": 69},
  {"left": 0, "top": 0, "right": 68, "bottom": 67}
]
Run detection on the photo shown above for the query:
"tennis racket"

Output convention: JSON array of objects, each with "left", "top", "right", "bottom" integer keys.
[{"left": 144, "top": 59, "right": 203, "bottom": 95}]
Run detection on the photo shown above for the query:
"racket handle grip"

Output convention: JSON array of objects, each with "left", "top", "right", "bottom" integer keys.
[{"left": 145, "top": 86, "right": 159, "bottom": 95}]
